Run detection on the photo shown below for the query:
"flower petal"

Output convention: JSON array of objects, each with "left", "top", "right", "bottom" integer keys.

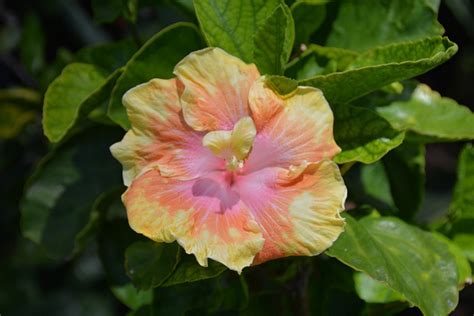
[
  {"left": 246, "top": 80, "right": 340, "bottom": 172},
  {"left": 123, "top": 169, "right": 264, "bottom": 272},
  {"left": 236, "top": 160, "right": 346, "bottom": 264},
  {"left": 174, "top": 48, "right": 260, "bottom": 131},
  {"left": 202, "top": 116, "right": 257, "bottom": 161},
  {"left": 110, "top": 78, "right": 222, "bottom": 185}
]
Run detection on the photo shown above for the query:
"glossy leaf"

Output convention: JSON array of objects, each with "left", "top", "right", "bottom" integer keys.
[
  {"left": 253, "top": 4, "right": 294, "bottom": 75},
  {"left": 20, "top": 127, "right": 123, "bottom": 257},
  {"left": 298, "top": 37, "right": 457, "bottom": 104},
  {"left": 43, "top": 63, "right": 121, "bottom": 143},
  {"left": 107, "top": 23, "right": 204, "bottom": 129},
  {"left": 327, "top": 214, "right": 459, "bottom": 316},
  {"left": 377, "top": 84, "right": 474, "bottom": 141},
  {"left": 125, "top": 241, "right": 179, "bottom": 290},
  {"left": 433, "top": 233, "right": 472, "bottom": 286},
  {"left": 326, "top": 0, "right": 444, "bottom": 51},
  {"left": 194, "top": 0, "right": 279, "bottom": 62},
  {"left": 333, "top": 104, "right": 405, "bottom": 164},
  {"left": 382, "top": 143, "right": 425, "bottom": 219}
]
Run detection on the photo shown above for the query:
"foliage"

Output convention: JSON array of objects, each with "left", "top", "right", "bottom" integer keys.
[{"left": 2, "top": 0, "right": 474, "bottom": 315}]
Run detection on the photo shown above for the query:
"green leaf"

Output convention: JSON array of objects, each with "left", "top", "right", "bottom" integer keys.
[
  {"left": 285, "top": 44, "right": 358, "bottom": 78},
  {"left": 327, "top": 214, "right": 459, "bottom": 316},
  {"left": 291, "top": 0, "right": 325, "bottom": 48},
  {"left": 125, "top": 241, "right": 179, "bottom": 290},
  {"left": 326, "top": 0, "right": 444, "bottom": 51},
  {"left": 43, "top": 63, "right": 122, "bottom": 143},
  {"left": 446, "top": 144, "right": 474, "bottom": 262},
  {"left": 382, "top": 143, "right": 425, "bottom": 219},
  {"left": 0, "top": 103, "right": 36, "bottom": 139},
  {"left": 360, "top": 162, "right": 394, "bottom": 207},
  {"left": 333, "top": 104, "right": 405, "bottom": 164},
  {"left": 20, "top": 12, "right": 45, "bottom": 74},
  {"left": 162, "top": 252, "right": 227, "bottom": 287},
  {"left": 76, "top": 39, "right": 137, "bottom": 73},
  {"left": 377, "top": 84, "right": 474, "bottom": 140},
  {"left": 433, "top": 233, "right": 472, "bottom": 286},
  {"left": 265, "top": 75, "right": 298, "bottom": 96},
  {"left": 91, "top": 0, "right": 138, "bottom": 23},
  {"left": 20, "top": 127, "right": 123, "bottom": 258},
  {"left": 298, "top": 37, "right": 457, "bottom": 104},
  {"left": 111, "top": 283, "right": 153, "bottom": 310},
  {"left": 253, "top": 4, "right": 294, "bottom": 75},
  {"left": 354, "top": 272, "right": 405, "bottom": 304},
  {"left": 194, "top": 0, "right": 279, "bottom": 62},
  {"left": 108, "top": 23, "right": 204, "bottom": 129}
]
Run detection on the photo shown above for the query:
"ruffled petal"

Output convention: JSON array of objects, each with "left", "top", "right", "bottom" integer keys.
[
  {"left": 110, "top": 78, "right": 222, "bottom": 185},
  {"left": 123, "top": 169, "right": 265, "bottom": 272},
  {"left": 174, "top": 48, "right": 260, "bottom": 131},
  {"left": 246, "top": 80, "right": 340, "bottom": 173},
  {"left": 236, "top": 160, "right": 346, "bottom": 264}
]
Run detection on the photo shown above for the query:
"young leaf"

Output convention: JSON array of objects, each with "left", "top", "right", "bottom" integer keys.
[
  {"left": 333, "top": 104, "right": 405, "bottom": 164},
  {"left": 20, "top": 127, "right": 123, "bottom": 258},
  {"left": 107, "top": 23, "right": 204, "bottom": 129},
  {"left": 298, "top": 37, "right": 457, "bottom": 104},
  {"left": 326, "top": 0, "right": 444, "bottom": 51},
  {"left": 253, "top": 4, "right": 295, "bottom": 75},
  {"left": 327, "top": 214, "right": 459, "bottom": 316},
  {"left": 42, "top": 63, "right": 121, "bottom": 143},
  {"left": 377, "top": 84, "right": 474, "bottom": 140},
  {"left": 194, "top": 0, "right": 279, "bottom": 62},
  {"left": 125, "top": 241, "right": 180, "bottom": 290}
]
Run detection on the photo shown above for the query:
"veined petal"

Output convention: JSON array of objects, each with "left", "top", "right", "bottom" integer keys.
[
  {"left": 174, "top": 48, "right": 260, "bottom": 131},
  {"left": 123, "top": 169, "right": 264, "bottom": 272},
  {"left": 110, "top": 78, "right": 222, "bottom": 185},
  {"left": 246, "top": 81, "right": 340, "bottom": 172},
  {"left": 236, "top": 160, "right": 346, "bottom": 264}
]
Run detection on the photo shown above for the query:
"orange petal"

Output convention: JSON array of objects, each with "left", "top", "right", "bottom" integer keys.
[
  {"left": 110, "top": 78, "right": 222, "bottom": 185},
  {"left": 236, "top": 160, "right": 346, "bottom": 264},
  {"left": 174, "top": 48, "right": 260, "bottom": 131},
  {"left": 123, "top": 169, "right": 264, "bottom": 272},
  {"left": 246, "top": 81, "right": 340, "bottom": 172}
]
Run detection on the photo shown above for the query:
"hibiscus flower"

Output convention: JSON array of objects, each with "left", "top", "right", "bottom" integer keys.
[{"left": 110, "top": 47, "right": 347, "bottom": 272}]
